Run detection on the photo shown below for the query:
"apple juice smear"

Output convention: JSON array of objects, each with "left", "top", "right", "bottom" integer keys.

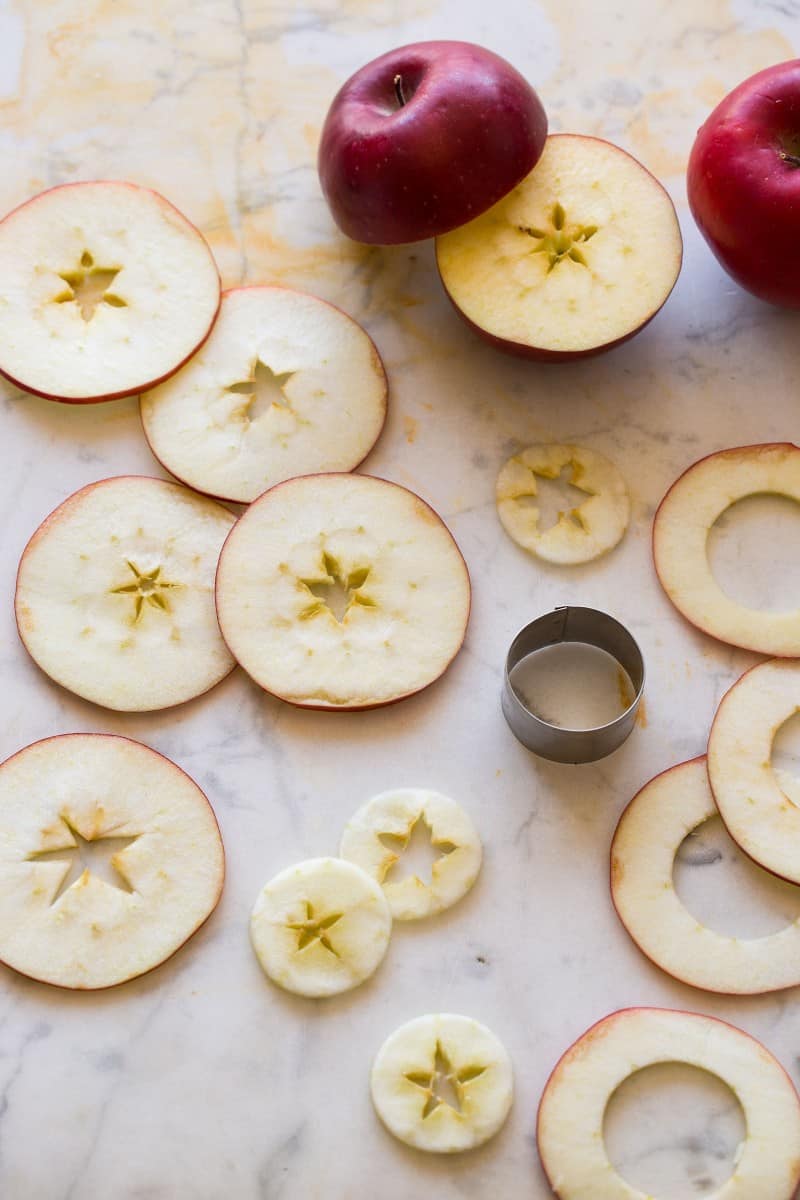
[{"left": 509, "top": 641, "right": 634, "bottom": 730}]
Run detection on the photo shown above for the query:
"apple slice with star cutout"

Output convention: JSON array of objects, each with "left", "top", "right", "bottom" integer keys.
[
  {"left": 436, "top": 135, "right": 682, "bottom": 359},
  {"left": 0, "top": 734, "right": 224, "bottom": 990},
  {"left": 140, "top": 287, "right": 388, "bottom": 503},
  {"left": 15, "top": 476, "right": 235, "bottom": 711},
  {"left": 0, "top": 181, "right": 220, "bottom": 402}
]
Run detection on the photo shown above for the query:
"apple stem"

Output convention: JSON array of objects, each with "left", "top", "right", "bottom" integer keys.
[
  {"left": 393, "top": 73, "right": 407, "bottom": 108},
  {"left": 780, "top": 150, "right": 800, "bottom": 168}
]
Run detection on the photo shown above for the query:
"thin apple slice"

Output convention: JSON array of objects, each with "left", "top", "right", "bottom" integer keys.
[
  {"left": 0, "top": 181, "right": 220, "bottom": 402},
  {"left": 140, "top": 287, "right": 388, "bottom": 503},
  {"left": 653, "top": 443, "right": 800, "bottom": 654},
  {"left": 612, "top": 757, "right": 800, "bottom": 993},
  {"left": 215, "top": 473, "right": 471, "bottom": 709},
  {"left": 371, "top": 1014, "right": 513, "bottom": 1152},
  {"left": 496, "top": 444, "right": 629, "bottom": 564},
  {"left": 0, "top": 734, "right": 224, "bottom": 990},
  {"left": 339, "top": 788, "right": 482, "bottom": 920},
  {"left": 537, "top": 1008, "right": 800, "bottom": 1199},
  {"left": 15, "top": 476, "right": 235, "bottom": 711},
  {"left": 250, "top": 857, "right": 391, "bottom": 997},
  {"left": 436, "top": 135, "right": 682, "bottom": 359}
]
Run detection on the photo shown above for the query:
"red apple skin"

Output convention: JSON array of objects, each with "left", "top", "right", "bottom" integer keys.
[
  {"left": 688, "top": 60, "right": 800, "bottom": 307},
  {"left": 318, "top": 41, "right": 547, "bottom": 245}
]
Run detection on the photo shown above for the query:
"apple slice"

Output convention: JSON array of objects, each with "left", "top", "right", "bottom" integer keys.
[
  {"left": 496, "top": 445, "right": 630, "bottom": 564},
  {"left": 0, "top": 181, "right": 220, "bottom": 403},
  {"left": 0, "top": 734, "right": 224, "bottom": 990},
  {"left": 653, "top": 443, "right": 800, "bottom": 655},
  {"left": 537, "top": 1008, "right": 800, "bottom": 1199},
  {"left": 339, "top": 788, "right": 482, "bottom": 920},
  {"left": 371, "top": 1014, "right": 513, "bottom": 1153},
  {"left": 15, "top": 476, "right": 235, "bottom": 711},
  {"left": 249, "top": 857, "right": 392, "bottom": 997},
  {"left": 215, "top": 473, "right": 471, "bottom": 709},
  {"left": 612, "top": 757, "right": 800, "bottom": 994},
  {"left": 436, "top": 135, "right": 682, "bottom": 359},
  {"left": 140, "top": 287, "right": 388, "bottom": 504}
]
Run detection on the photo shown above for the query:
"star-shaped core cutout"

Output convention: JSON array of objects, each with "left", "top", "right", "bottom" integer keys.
[
  {"left": 378, "top": 816, "right": 456, "bottom": 885},
  {"left": 517, "top": 464, "right": 594, "bottom": 533},
  {"left": 109, "top": 560, "right": 181, "bottom": 624},
  {"left": 287, "top": 900, "right": 343, "bottom": 957},
  {"left": 405, "top": 1041, "right": 486, "bottom": 1119},
  {"left": 300, "top": 552, "right": 376, "bottom": 624},
  {"left": 227, "top": 359, "right": 296, "bottom": 422},
  {"left": 54, "top": 250, "right": 127, "bottom": 322},
  {"left": 518, "top": 202, "right": 598, "bottom": 272},
  {"left": 27, "top": 818, "right": 139, "bottom": 906}
]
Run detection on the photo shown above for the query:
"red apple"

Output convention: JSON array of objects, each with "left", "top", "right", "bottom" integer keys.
[
  {"left": 317, "top": 41, "right": 547, "bottom": 245},
  {"left": 688, "top": 60, "right": 800, "bottom": 307}
]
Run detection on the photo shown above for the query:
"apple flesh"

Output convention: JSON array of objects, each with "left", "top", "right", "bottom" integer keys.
[
  {"left": 318, "top": 41, "right": 547, "bottom": 245},
  {"left": 688, "top": 60, "right": 800, "bottom": 307}
]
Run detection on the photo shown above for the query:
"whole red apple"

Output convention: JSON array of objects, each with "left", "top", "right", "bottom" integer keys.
[
  {"left": 317, "top": 41, "right": 547, "bottom": 245},
  {"left": 688, "top": 60, "right": 800, "bottom": 307}
]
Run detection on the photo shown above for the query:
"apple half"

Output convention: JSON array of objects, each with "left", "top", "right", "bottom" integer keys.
[
  {"left": 15, "top": 476, "right": 235, "bottom": 711},
  {"left": 436, "top": 135, "right": 682, "bottom": 359},
  {"left": 0, "top": 181, "right": 220, "bottom": 402},
  {"left": 0, "top": 734, "right": 224, "bottom": 990},
  {"left": 653, "top": 443, "right": 800, "bottom": 655},
  {"left": 537, "top": 1007, "right": 800, "bottom": 1199},
  {"left": 612, "top": 757, "right": 800, "bottom": 994},
  {"left": 215, "top": 473, "right": 471, "bottom": 709},
  {"left": 141, "top": 287, "right": 388, "bottom": 504}
]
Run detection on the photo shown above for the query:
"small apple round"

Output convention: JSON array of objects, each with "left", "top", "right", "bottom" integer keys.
[
  {"left": 318, "top": 41, "right": 547, "bottom": 245},
  {"left": 688, "top": 60, "right": 800, "bottom": 307}
]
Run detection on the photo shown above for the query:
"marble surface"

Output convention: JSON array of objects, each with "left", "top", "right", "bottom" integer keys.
[{"left": 1, "top": 0, "right": 800, "bottom": 1196}]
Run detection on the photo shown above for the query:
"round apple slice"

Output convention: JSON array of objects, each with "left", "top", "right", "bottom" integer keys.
[
  {"left": 537, "top": 1008, "right": 800, "bottom": 1199},
  {"left": 612, "top": 757, "right": 800, "bottom": 993},
  {"left": 215, "top": 473, "right": 471, "bottom": 709},
  {"left": 654, "top": 443, "right": 800, "bottom": 655},
  {"left": 0, "top": 734, "right": 224, "bottom": 990},
  {"left": 15, "top": 476, "right": 235, "bottom": 712},
  {"left": 436, "top": 135, "right": 682, "bottom": 359},
  {"left": 0, "top": 181, "right": 220, "bottom": 402},
  {"left": 371, "top": 1014, "right": 513, "bottom": 1153},
  {"left": 496, "top": 444, "right": 630, "bottom": 564},
  {"left": 140, "top": 287, "right": 388, "bottom": 504},
  {"left": 250, "top": 857, "right": 392, "bottom": 997},
  {"left": 339, "top": 788, "right": 482, "bottom": 920}
]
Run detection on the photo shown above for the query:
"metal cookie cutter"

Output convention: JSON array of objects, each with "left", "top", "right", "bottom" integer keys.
[{"left": 502, "top": 606, "right": 645, "bottom": 764}]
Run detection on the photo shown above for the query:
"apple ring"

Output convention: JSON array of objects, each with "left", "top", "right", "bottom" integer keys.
[
  {"left": 537, "top": 1007, "right": 800, "bottom": 1200},
  {"left": 653, "top": 443, "right": 800, "bottom": 654}
]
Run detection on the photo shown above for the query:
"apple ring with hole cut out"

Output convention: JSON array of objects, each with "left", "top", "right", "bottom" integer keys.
[
  {"left": 15, "top": 476, "right": 235, "bottom": 712},
  {"left": 708, "top": 659, "right": 800, "bottom": 884},
  {"left": 496, "top": 445, "right": 630, "bottom": 564},
  {"left": 371, "top": 1013, "right": 513, "bottom": 1153},
  {"left": 215, "top": 473, "right": 471, "bottom": 709},
  {"left": 0, "top": 734, "right": 224, "bottom": 990},
  {"left": 0, "top": 181, "right": 220, "bottom": 402},
  {"left": 141, "top": 287, "right": 388, "bottom": 503},
  {"left": 339, "top": 788, "right": 482, "bottom": 920},
  {"left": 611, "top": 757, "right": 800, "bottom": 993},
  {"left": 250, "top": 857, "right": 392, "bottom": 998},
  {"left": 537, "top": 1007, "right": 800, "bottom": 1200},
  {"left": 653, "top": 443, "right": 800, "bottom": 654}
]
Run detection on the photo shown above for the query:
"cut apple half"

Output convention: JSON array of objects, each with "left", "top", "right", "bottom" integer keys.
[
  {"left": 537, "top": 1007, "right": 800, "bottom": 1199},
  {"left": 612, "top": 757, "right": 800, "bottom": 993},
  {"left": 496, "top": 444, "right": 629, "bottom": 564},
  {"left": 653, "top": 443, "right": 800, "bottom": 655},
  {"left": 249, "top": 857, "right": 392, "bottom": 997},
  {"left": 215, "top": 473, "right": 471, "bottom": 709},
  {"left": 371, "top": 1013, "right": 513, "bottom": 1153},
  {"left": 0, "top": 181, "right": 220, "bottom": 402},
  {"left": 0, "top": 734, "right": 224, "bottom": 990},
  {"left": 339, "top": 788, "right": 482, "bottom": 920},
  {"left": 140, "top": 287, "right": 388, "bottom": 503},
  {"left": 436, "top": 135, "right": 682, "bottom": 359},
  {"left": 15, "top": 476, "right": 235, "bottom": 711}
]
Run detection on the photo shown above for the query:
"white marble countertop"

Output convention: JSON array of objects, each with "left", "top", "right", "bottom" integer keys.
[{"left": 2, "top": 0, "right": 800, "bottom": 1196}]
